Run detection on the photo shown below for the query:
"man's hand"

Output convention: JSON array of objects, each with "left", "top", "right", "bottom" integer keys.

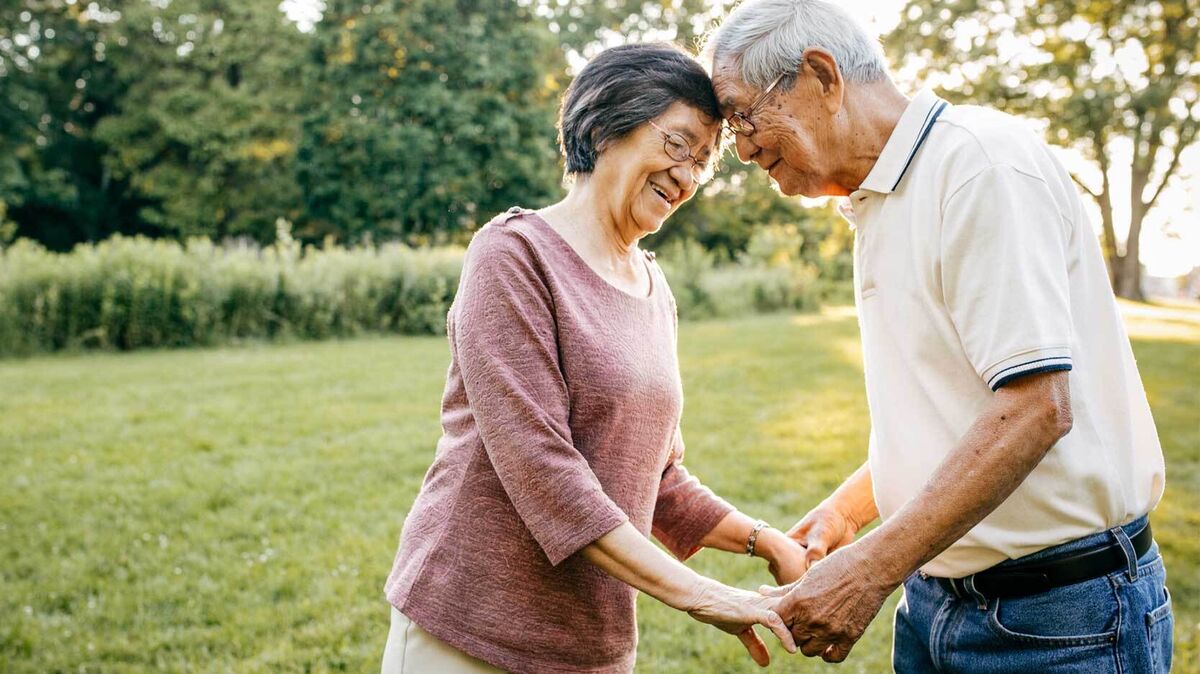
[
  {"left": 786, "top": 505, "right": 860, "bottom": 570},
  {"left": 762, "top": 544, "right": 897, "bottom": 663}
]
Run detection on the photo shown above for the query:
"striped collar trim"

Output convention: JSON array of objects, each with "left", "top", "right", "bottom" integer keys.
[{"left": 859, "top": 89, "right": 948, "bottom": 194}]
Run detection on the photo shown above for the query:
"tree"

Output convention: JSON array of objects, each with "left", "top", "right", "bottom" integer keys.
[
  {"left": 886, "top": 0, "right": 1200, "bottom": 300},
  {"left": 0, "top": 1, "right": 143, "bottom": 250},
  {"left": 1, "top": 1, "right": 310, "bottom": 248},
  {"left": 95, "top": 1, "right": 308, "bottom": 242},
  {"left": 295, "top": 0, "right": 565, "bottom": 243}
]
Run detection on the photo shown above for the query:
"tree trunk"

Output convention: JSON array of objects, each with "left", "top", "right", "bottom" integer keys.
[
  {"left": 1117, "top": 168, "right": 1150, "bottom": 301},
  {"left": 1096, "top": 186, "right": 1118, "bottom": 290}
]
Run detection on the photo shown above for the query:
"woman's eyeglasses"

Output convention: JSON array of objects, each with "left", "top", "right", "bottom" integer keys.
[{"left": 648, "top": 121, "right": 715, "bottom": 184}]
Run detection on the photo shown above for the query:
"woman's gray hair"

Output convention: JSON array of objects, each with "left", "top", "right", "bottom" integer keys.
[
  {"left": 558, "top": 43, "right": 720, "bottom": 175},
  {"left": 704, "top": 0, "right": 889, "bottom": 89}
]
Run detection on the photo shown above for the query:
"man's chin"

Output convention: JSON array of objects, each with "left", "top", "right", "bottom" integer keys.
[{"left": 771, "top": 175, "right": 810, "bottom": 198}]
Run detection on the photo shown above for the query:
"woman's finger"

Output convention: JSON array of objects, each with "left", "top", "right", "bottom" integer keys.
[
  {"left": 736, "top": 627, "right": 770, "bottom": 667},
  {"left": 760, "top": 609, "right": 797, "bottom": 653},
  {"left": 823, "top": 643, "right": 850, "bottom": 663}
]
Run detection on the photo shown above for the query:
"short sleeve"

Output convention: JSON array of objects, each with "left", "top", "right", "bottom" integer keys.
[
  {"left": 940, "top": 164, "right": 1074, "bottom": 391},
  {"left": 651, "top": 427, "right": 735, "bottom": 561},
  {"left": 453, "top": 226, "right": 628, "bottom": 566}
]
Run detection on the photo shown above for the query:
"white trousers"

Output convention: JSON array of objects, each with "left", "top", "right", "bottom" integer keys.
[{"left": 381, "top": 606, "right": 506, "bottom": 674}]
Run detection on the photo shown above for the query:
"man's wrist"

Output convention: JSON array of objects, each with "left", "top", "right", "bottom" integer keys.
[
  {"left": 852, "top": 527, "right": 912, "bottom": 588},
  {"left": 823, "top": 495, "right": 873, "bottom": 535}
]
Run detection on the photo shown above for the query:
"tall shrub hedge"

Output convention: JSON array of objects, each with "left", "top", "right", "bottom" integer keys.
[
  {"left": 1, "top": 227, "right": 832, "bottom": 357},
  {"left": 0, "top": 235, "right": 464, "bottom": 356}
]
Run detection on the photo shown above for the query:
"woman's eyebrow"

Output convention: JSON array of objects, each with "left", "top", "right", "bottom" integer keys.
[{"left": 677, "top": 128, "right": 700, "bottom": 145}]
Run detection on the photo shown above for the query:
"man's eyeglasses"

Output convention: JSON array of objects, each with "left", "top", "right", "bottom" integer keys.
[
  {"left": 727, "top": 71, "right": 791, "bottom": 137},
  {"left": 648, "top": 121, "right": 715, "bottom": 184}
]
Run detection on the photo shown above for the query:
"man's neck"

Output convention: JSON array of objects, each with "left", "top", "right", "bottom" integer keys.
[{"left": 839, "top": 81, "right": 910, "bottom": 193}]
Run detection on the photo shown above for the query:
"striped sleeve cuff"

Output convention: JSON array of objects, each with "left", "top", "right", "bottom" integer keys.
[{"left": 982, "top": 347, "right": 1073, "bottom": 391}]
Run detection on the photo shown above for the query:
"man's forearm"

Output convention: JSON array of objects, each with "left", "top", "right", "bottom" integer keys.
[
  {"left": 823, "top": 461, "right": 879, "bottom": 531},
  {"left": 857, "top": 372, "right": 1072, "bottom": 584}
]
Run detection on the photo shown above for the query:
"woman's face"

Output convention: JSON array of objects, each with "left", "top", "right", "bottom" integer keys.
[{"left": 591, "top": 101, "right": 721, "bottom": 236}]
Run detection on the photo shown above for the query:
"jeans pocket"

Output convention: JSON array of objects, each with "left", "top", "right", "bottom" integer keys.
[
  {"left": 986, "top": 577, "right": 1119, "bottom": 646},
  {"left": 1146, "top": 587, "right": 1174, "bottom": 673}
]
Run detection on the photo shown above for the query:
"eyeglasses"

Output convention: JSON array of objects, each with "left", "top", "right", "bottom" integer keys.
[
  {"left": 648, "top": 121, "right": 715, "bottom": 184},
  {"left": 727, "top": 71, "right": 790, "bottom": 137}
]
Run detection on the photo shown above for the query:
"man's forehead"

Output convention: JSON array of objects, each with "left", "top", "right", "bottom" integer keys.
[{"left": 711, "top": 61, "right": 751, "bottom": 113}]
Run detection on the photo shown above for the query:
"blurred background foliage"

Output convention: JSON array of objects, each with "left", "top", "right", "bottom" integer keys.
[
  {"left": 1, "top": 0, "right": 1196, "bottom": 343},
  {"left": 0, "top": 0, "right": 846, "bottom": 261}
]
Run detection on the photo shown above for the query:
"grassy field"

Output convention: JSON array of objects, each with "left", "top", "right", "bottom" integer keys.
[{"left": 1, "top": 303, "right": 1197, "bottom": 673}]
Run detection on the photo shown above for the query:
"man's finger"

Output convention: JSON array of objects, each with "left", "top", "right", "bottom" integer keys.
[
  {"left": 737, "top": 627, "right": 770, "bottom": 667},
  {"left": 760, "top": 610, "right": 797, "bottom": 654},
  {"left": 804, "top": 542, "right": 828, "bottom": 569},
  {"left": 785, "top": 519, "right": 809, "bottom": 540}
]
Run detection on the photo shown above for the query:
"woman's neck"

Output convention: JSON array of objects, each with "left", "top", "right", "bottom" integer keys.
[{"left": 541, "top": 178, "right": 643, "bottom": 271}]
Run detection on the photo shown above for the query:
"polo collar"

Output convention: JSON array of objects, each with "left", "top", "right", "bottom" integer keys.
[{"left": 858, "top": 89, "right": 948, "bottom": 194}]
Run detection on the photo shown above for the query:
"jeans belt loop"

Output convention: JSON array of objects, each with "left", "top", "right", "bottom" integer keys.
[
  {"left": 963, "top": 574, "right": 988, "bottom": 609},
  {"left": 1110, "top": 524, "right": 1139, "bottom": 580}
]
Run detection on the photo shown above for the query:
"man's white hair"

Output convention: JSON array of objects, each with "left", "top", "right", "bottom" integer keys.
[{"left": 704, "top": 0, "right": 890, "bottom": 89}]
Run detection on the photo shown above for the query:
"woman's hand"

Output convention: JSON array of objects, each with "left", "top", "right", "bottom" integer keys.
[
  {"left": 755, "top": 527, "right": 809, "bottom": 585},
  {"left": 681, "top": 579, "right": 797, "bottom": 667}
]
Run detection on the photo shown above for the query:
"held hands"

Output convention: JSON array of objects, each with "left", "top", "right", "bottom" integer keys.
[
  {"left": 754, "top": 527, "right": 809, "bottom": 585},
  {"left": 682, "top": 579, "right": 797, "bottom": 667},
  {"left": 760, "top": 544, "right": 898, "bottom": 663}
]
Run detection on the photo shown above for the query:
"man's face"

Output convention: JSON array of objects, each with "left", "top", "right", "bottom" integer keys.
[{"left": 712, "top": 59, "right": 846, "bottom": 198}]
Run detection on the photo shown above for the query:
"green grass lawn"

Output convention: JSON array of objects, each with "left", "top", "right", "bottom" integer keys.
[{"left": 2, "top": 303, "right": 1197, "bottom": 673}]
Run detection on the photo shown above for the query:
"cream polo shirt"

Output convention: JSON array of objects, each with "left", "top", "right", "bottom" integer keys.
[{"left": 846, "top": 89, "right": 1166, "bottom": 578}]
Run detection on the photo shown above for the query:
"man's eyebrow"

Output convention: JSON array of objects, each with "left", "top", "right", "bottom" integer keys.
[{"left": 718, "top": 96, "right": 738, "bottom": 113}]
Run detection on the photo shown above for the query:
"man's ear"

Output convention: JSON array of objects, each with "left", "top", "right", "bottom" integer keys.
[{"left": 802, "top": 48, "right": 844, "bottom": 114}]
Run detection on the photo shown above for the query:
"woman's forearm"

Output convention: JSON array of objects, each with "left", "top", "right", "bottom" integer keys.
[
  {"left": 581, "top": 521, "right": 715, "bottom": 611},
  {"left": 698, "top": 510, "right": 760, "bottom": 553},
  {"left": 698, "top": 511, "right": 788, "bottom": 559}
]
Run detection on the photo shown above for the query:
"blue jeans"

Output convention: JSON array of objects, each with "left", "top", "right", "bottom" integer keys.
[{"left": 893, "top": 516, "right": 1173, "bottom": 673}]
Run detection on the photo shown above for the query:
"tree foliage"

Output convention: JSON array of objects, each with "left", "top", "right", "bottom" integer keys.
[
  {"left": 296, "top": 0, "right": 564, "bottom": 243},
  {"left": 886, "top": 0, "right": 1200, "bottom": 299},
  {"left": 0, "top": 0, "right": 850, "bottom": 273}
]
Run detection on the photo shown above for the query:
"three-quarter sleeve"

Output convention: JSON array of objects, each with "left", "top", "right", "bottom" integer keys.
[
  {"left": 652, "top": 427, "right": 735, "bottom": 561},
  {"left": 453, "top": 227, "right": 628, "bottom": 566}
]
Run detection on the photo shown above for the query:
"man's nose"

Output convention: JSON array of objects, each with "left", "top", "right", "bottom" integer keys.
[{"left": 735, "top": 134, "right": 760, "bottom": 164}]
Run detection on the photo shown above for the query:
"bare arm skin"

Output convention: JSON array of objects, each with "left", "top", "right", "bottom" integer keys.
[
  {"left": 582, "top": 521, "right": 797, "bottom": 666},
  {"left": 699, "top": 511, "right": 810, "bottom": 584},
  {"left": 773, "top": 371, "right": 1073, "bottom": 662}
]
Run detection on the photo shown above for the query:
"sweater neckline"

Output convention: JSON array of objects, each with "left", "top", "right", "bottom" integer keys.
[{"left": 517, "top": 209, "right": 658, "bottom": 303}]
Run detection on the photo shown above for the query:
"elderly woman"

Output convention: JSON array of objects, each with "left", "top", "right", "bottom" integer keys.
[{"left": 381, "top": 44, "right": 805, "bottom": 674}]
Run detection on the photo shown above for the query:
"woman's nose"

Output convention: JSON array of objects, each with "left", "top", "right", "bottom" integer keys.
[{"left": 667, "top": 163, "right": 695, "bottom": 192}]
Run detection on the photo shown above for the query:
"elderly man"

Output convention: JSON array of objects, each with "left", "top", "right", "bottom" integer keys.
[{"left": 706, "top": 0, "right": 1172, "bottom": 671}]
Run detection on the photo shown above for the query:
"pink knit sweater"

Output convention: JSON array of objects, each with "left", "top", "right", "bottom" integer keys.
[{"left": 383, "top": 208, "right": 734, "bottom": 673}]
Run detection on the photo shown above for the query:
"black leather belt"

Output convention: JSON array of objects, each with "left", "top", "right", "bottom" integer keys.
[{"left": 934, "top": 522, "right": 1153, "bottom": 600}]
